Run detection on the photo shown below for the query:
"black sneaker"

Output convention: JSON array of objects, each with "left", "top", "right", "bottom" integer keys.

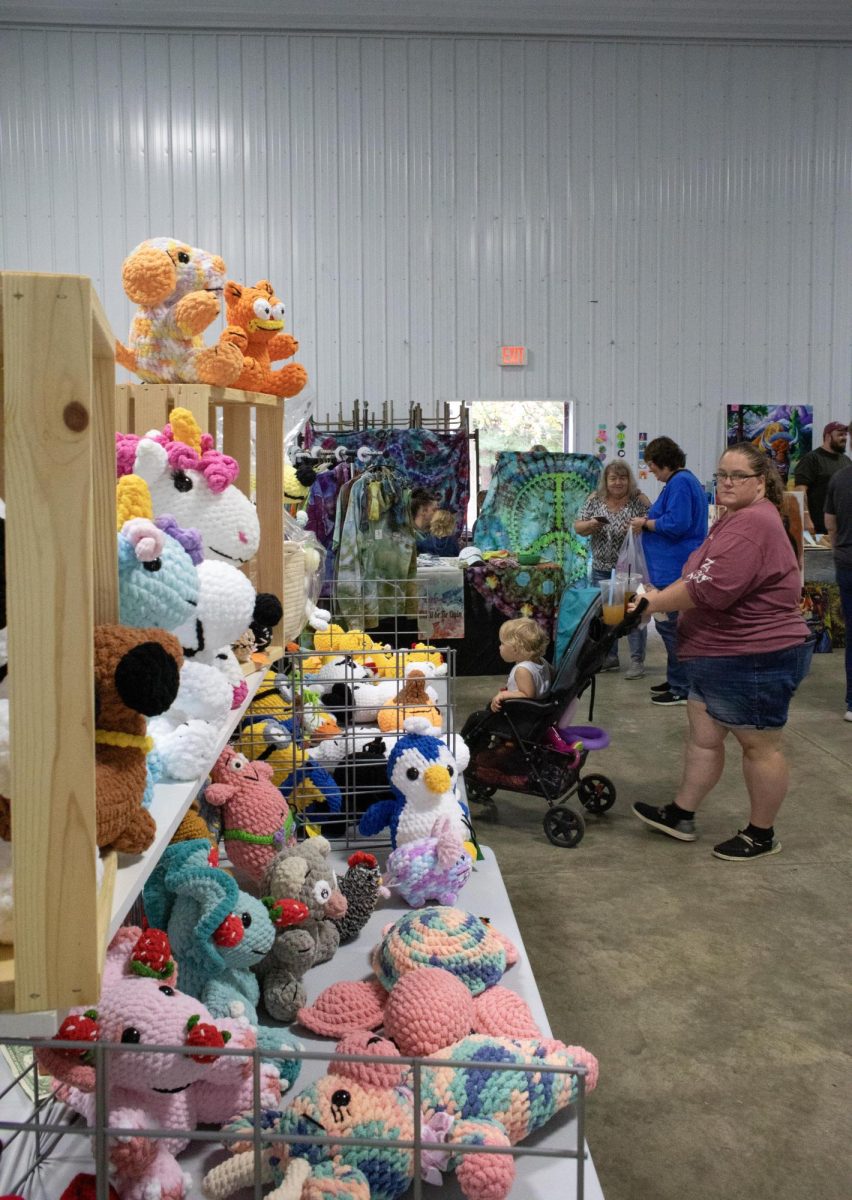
[
  {"left": 712, "top": 831, "right": 782, "bottom": 861},
  {"left": 631, "top": 802, "right": 697, "bottom": 841},
  {"left": 649, "top": 681, "right": 670, "bottom": 693},
  {"left": 650, "top": 690, "right": 688, "bottom": 706}
]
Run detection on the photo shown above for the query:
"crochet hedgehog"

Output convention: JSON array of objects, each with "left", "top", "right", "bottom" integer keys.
[{"left": 357, "top": 717, "right": 470, "bottom": 849}]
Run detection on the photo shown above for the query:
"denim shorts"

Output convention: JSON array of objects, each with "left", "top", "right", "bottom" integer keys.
[{"left": 684, "top": 640, "right": 814, "bottom": 730}]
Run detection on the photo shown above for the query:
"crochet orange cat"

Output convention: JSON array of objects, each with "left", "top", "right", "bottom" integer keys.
[{"left": 223, "top": 279, "right": 308, "bottom": 397}]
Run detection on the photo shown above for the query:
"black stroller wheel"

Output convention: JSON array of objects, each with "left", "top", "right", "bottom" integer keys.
[
  {"left": 466, "top": 782, "right": 498, "bottom": 803},
  {"left": 578, "top": 774, "right": 617, "bottom": 814},
  {"left": 543, "top": 805, "right": 585, "bottom": 848}
]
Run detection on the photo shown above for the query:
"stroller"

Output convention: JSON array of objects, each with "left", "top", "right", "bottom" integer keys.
[{"left": 462, "top": 594, "right": 648, "bottom": 848}]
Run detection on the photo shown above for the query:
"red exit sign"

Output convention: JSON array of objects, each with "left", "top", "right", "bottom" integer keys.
[{"left": 500, "top": 345, "right": 527, "bottom": 366}]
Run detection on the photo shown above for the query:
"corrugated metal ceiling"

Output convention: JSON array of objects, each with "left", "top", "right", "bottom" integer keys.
[{"left": 0, "top": 0, "right": 850, "bottom": 41}]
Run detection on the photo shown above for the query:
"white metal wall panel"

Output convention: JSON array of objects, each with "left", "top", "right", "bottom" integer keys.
[{"left": 1, "top": 27, "right": 850, "bottom": 484}]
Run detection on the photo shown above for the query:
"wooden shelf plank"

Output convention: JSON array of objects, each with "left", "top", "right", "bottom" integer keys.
[{"left": 106, "top": 663, "right": 268, "bottom": 942}]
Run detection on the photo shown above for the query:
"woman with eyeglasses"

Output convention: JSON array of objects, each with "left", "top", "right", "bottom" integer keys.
[
  {"left": 628, "top": 436, "right": 708, "bottom": 705},
  {"left": 630, "top": 442, "right": 813, "bottom": 861}
]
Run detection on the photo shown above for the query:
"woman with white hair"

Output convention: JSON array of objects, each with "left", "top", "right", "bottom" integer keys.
[{"left": 574, "top": 461, "right": 651, "bottom": 677}]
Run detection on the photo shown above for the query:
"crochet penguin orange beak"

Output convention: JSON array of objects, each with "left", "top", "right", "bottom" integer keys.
[{"left": 424, "top": 764, "right": 452, "bottom": 794}]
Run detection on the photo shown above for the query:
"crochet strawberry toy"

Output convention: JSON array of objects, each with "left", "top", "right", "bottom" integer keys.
[
  {"left": 36, "top": 927, "right": 287, "bottom": 1200},
  {"left": 59, "top": 1177, "right": 120, "bottom": 1200}
]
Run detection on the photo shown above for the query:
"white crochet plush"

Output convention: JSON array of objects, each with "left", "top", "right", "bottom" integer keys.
[
  {"left": 172, "top": 560, "right": 256, "bottom": 668},
  {"left": 149, "top": 661, "right": 232, "bottom": 781},
  {"left": 132, "top": 437, "right": 260, "bottom": 566},
  {"left": 149, "top": 714, "right": 226, "bottom": 782},
  {"left": 389, "top": 717, "right": 469, "bottom": 847},
  {"left": 306, "top": 655, "right": 375, "bottom": 692}
]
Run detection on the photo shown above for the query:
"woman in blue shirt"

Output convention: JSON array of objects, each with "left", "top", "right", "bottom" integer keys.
[{"left": 630, "top": 437, "right": 707, "bottom": 705}]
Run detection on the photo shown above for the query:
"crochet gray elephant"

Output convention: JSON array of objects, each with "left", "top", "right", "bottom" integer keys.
[{"left": 256, "top": 836, "right": 348, "bottom": 1022}]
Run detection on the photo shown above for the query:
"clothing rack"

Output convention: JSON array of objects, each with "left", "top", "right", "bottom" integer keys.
[{"left": 310, "top": 399, "right": 469, "bottom": 434}]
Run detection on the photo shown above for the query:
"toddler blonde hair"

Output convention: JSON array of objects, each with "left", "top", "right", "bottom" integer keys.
[{"left": 499, "top": 618, "right": 548, "bottom": 660}]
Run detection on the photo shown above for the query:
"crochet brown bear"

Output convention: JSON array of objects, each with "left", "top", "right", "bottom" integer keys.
[
  {"left": 0, "top": 626, "right": 182, "bottom": 857},
  {"left": 94, "top": 625, "right": 182, "bottom": 854}
]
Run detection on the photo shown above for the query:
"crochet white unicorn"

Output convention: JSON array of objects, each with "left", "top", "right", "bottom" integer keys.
[{"left": 116, "top": 408, "right": 260, "bottom": 566}]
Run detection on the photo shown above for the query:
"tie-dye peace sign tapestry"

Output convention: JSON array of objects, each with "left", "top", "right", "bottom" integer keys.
[{"left": 473, "top": 451, "right": 602, "bottom": 586}]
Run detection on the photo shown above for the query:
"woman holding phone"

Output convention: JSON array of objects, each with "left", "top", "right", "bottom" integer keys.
[{"left": 575, "top": 461, "right": 651, "bottom": 675}]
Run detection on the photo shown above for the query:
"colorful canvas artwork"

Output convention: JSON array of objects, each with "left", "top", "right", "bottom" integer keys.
[
  {"left": 417, "top": 560, "right": 465, "bottom": 639},
  {"left": 725, "top": 405, "right": 813, "bottom": 483}
]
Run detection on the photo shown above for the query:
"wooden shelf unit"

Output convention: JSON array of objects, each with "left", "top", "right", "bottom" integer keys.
[
  {"left": 0, "top": 279, "right": 287, "bottom": 1013},
  {"left": 0, "top": 272, "right": 118, "bottom": 1013}
]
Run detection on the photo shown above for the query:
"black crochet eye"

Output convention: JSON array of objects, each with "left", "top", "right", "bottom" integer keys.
[
  {"left": 331, "top": 1089, "right": 351, "bottom": 1109},
  {"left": 177, "top": 250, "right": 190, "bottom": 263},
  {"left": 158, "top": 986, "right": 175, "bottom": 997},
  {"left": 173, "top": 470, "right": 193, "bottom": 493},
  {"left": 406, "top": 768, "right": 419, "bottom": 781},
  {"left": 241, "top": 912, "right": 252, "bottom": 928},
  {"left": 120, "top": 1027, "right": 141, "bottom": 1043},
  {"left": 447, "top": 766, "right": 454, "bottom": 776},
  {"left": 143, "top": 558, "right": 162, "bottom": 572}
]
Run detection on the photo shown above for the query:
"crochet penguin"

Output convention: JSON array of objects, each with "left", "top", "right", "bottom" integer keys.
[{"left": 358, "top": 717, "right": 472, "bottom": 849}]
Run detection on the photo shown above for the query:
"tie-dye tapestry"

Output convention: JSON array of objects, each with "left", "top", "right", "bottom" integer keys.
[
  {"left": 310, "top": 427, "right": 470, "bottom": 518},
  {"left": 473, "top": 451, "right": 602, "bottom": 586}
]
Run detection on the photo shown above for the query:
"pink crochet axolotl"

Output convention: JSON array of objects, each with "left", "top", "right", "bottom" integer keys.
[
  {"left": 35, "top": 927, "right": 284, "bottom": 1200},
  {"left": 205, "top": 747, "right": 295, "bottom": 885}
]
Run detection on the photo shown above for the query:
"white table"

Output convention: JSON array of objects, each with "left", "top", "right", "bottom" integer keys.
[{"left": 0, "top": 847, "right": 605, "bottom": 1200}]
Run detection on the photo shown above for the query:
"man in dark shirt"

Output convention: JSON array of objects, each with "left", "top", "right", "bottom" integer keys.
[
  {"left": 793, "top": 421, "right": 851, "bottom": 534},
  {"left": 824, "top": 445, "right": 852, "bottom": 720}
]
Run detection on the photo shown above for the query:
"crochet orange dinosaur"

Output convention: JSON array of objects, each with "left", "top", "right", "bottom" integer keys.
[{"left": 223, "top": 280, "right": 308, "bottom": 398}]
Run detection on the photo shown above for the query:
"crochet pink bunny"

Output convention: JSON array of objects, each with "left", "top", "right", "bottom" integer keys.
[
  {"left": 36, "top": 927, "right": 283, "bottom": 1200},
  {"left": 205, "top": 747, "right": 295, "bottom": 884}
]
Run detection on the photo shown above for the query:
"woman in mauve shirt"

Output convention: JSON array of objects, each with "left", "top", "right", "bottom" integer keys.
[{"left": 629, "top": 442, "right": 813, "bottom": 862}]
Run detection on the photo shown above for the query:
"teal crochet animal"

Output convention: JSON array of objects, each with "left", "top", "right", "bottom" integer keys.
[{"left": 143, "top": 840, "right": 300, "bottom": 1084}]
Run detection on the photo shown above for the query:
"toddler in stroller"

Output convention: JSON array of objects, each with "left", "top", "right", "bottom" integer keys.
[{"left": 462, "top": 595, "right": 648, "bottom": 847}]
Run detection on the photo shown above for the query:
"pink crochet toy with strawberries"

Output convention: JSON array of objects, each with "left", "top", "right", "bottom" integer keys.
[
  {"left": 204, "top": 747, "right": 295, "bottom": 885},
  {"left": 35, "top": 927, "right": 284, "bottom": 1200}
]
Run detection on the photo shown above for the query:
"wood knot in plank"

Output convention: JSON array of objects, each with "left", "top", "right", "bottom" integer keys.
[{"left": 63, "top": 402, "right": 89, "bottom": 432}]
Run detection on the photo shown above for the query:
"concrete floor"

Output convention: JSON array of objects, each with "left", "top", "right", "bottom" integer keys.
[{"left": 456, "top": 630, "right": 852, "bottom": 1200}]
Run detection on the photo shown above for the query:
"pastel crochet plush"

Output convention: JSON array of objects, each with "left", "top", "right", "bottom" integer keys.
[
  {"left": 115, "top": 238, "right": 244, "bottom": 385},
  {"left": 298, "top": 907, "right": 526, "bottom": 1043},
  {"left": 93, "top": 624, "right": 182, "bottom": 853},
  {"left": 204, "top": 746, "right": 295, "bottom": 885},
  {"left": 141, "top": 840, "right": 296, "bottom": 1066},
  {"left": 114, "top": 475, "right": 233, "bottom": 784},
  {"left": 203, "top": 1029, "right": 596, "bottom": 1200},
  {"left": 116, "top": 408, "right": 259, "bottom": 566},
  {"left": 382, "top": 813, "right": 473, "bottom": 907},
  {"left": 257, "top": 837, "right": 348, "bottom": 1022},
  {"left": 36, "top": 926, "right": 283, "bottom": 1200},
  {"left": 359, "top": 717, "right": 470, "bottom": 850},
  {"left": 223, "top": 279, "right": 308, "bottom": 398},
  {"left": 117, "top": 479, "right": 203, "bottom": 631}
]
